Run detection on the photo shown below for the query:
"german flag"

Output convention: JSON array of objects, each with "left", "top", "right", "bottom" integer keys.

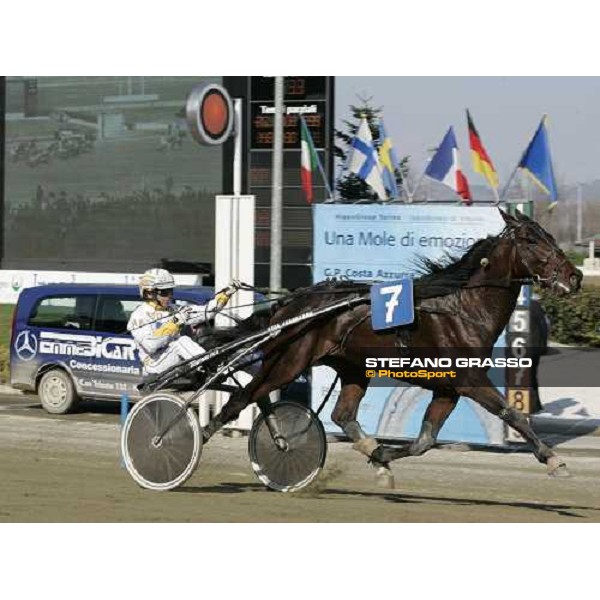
[{"left": 467, "top": 109, "right": 499, "bottom": 190}]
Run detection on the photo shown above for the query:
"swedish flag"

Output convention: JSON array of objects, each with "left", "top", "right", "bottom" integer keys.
[{"left": 378, "top": 119, "right": 400, "bottom": 198}]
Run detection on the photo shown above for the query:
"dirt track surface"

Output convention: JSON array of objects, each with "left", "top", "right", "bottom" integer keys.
[{"left": 1, "top": 399, "right": 600, "bottom": 523}]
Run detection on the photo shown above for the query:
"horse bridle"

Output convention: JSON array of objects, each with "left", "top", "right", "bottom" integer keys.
[{"left": 504, "top": 222, "right": 571, "bottom": 290}]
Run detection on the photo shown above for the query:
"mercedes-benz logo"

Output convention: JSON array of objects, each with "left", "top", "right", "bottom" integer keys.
[{"left": 15, "top": 331, "right": 38, "bottom": 362}]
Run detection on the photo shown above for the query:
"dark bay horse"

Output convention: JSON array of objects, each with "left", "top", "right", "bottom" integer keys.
[{"left": 202, "top": 209, "right": 582, "bottom": 487}]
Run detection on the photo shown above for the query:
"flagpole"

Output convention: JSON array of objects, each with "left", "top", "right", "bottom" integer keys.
[
  {"left": 412, "top": 151, "right": 435, "bottom": 202},
  {"left": 317, "top": 149, "right": 334, "bottom": 202},
  {"left": 400, "top": 164, "right": 414, "bottom": 203},
  {"left": 270, "top": 76, "right": 284, "bottom": 294},
  {"left": 410, "top": 168, "right": 428, "bottom": 202},
  {"left": 491, "top": 186, "right": 501, "bottom": 205},
  {"left": 576, "top": 183, "right": 583, "bottom": 244},
  {"left": 500, "top": 163, "right": 520, "bottom": 203}
]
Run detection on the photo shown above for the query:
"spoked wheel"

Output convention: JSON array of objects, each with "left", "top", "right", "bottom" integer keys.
[
  {"left": 248, "top": 401, "right": 327, "bottom": 493},
  {"left": 121, "top": 393, "right": 202, "bottom": 491}
]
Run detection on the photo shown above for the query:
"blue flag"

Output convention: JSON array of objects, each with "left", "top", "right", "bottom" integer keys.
[
  {"left": 378, "top": 120, "right": 400, "bottom": 198},
  {"left": 519, "top": 116, "right": 558, "bottom": 203}
]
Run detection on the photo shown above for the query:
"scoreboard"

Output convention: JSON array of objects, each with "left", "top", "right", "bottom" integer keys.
[
  {"left": 244, "top": 76, "right": 334, "bottom": 289},
  {"left": 249, "top": 77, "right": 329, "bottom": 150},
  {"left": 250, "top": 76, "right": 329, "bottom": 100},
  {"left": 220, "top": 76, "right": 334, "bottom": 289},
  {"left": 250, "top": 101, "right": 328, "bottom": 149}
]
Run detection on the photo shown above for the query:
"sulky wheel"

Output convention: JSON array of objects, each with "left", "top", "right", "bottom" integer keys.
[
  {"left": 121, "top": 393, "right": 202, "bottom": 491},
  {"left": 248, "top": 401, "right": 327, "bottom": 493}
]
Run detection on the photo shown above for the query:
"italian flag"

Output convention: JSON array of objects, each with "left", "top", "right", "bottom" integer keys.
[{"left": 300, "top": 117, "right": 319, "bottom": 204}]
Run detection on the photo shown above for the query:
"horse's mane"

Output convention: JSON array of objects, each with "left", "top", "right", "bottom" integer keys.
[
  {"left": 412, "top": 233, "right": 505, "bottom": 298},
  {"left": 278, "top": 228, "right": 509, "bottom": 306}
]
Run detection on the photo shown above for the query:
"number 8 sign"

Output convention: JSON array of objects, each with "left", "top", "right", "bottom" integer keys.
[{"left": 370, "top": 279, "right": 415, "bottom": 331}]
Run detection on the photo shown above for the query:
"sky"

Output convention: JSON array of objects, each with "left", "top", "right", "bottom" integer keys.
[{"left": 336, "top": 77, "right": 600, "bottom": 188}]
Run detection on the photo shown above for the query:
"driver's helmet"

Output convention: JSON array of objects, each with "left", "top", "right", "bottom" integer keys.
[{"left": 139, "top": 268, "right": 176, "bottom": 299}]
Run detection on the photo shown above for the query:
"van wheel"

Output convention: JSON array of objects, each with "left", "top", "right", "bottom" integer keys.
[{"left": 38, "top": 369, "right": 80, "bottom": 415}]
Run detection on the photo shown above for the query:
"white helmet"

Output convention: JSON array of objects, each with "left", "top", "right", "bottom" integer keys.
[{"left": 139, "top": 268, "right": 176, "bottom": 298}]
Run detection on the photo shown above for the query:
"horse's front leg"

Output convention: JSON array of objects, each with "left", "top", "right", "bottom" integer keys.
[
  {"left": 458, "top": 376, "right": 568, "bottom": 477},
  {"left": 372, "top": 391, "right": 459, "bottom": 464}
]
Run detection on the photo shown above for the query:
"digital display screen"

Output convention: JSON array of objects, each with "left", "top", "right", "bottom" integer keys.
[
  {"left": 3, "top": 76, "right": 223, "bottom": 272},
  {"left": 250, "top": 101, "right": 327, "bottom": 150},
  {"left": 250, "top": 77, "right": 327, "bottom": 101}
]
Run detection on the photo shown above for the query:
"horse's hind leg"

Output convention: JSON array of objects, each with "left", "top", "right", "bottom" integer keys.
[
  {"left": 373, "top": 391, "right": 459, "bottom": 464},
  {"left": 203, "top": 343, "right": 313, "bottom": 443},
  {"left": 412, "top": 392, "right": 459, "bottom": 455},
  {"left": 330, "top": 368, "right": 394, "bottom": 489},
  {"left": 201, "top": 359, "right": 279, "bottom": 443},
  {"left": 458, "top": 379, "right": 568, "bottom": 477}
]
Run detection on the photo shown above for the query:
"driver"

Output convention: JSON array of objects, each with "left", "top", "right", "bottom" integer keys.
[{"left": 127, "top": 268, "right": 237, "bottom": 377}]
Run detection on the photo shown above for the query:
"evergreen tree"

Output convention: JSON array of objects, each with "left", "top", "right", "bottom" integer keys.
[{"left": 334, "top": 97, "right": 410, "bottom": 202}]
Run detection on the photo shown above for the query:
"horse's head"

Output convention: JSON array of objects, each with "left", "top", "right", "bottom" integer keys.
[{"left": 500, "top": 208, "right": 582, "bottom": 296}]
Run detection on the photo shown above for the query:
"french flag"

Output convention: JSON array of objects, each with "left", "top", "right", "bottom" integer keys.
[{"left": 426, "top": 127, "right": 472, "bottom": 204}]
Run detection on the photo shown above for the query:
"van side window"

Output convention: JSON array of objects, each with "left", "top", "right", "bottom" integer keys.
[
  {"left": 95, "top": 297, "right": 141, "bottom": 334},
  {"left": 28, "top": 295, "right": 96, "bottom": 330}
]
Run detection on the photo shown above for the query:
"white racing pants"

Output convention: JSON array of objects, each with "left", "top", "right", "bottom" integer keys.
[{"left": 143, "top": 336, "right": 205, "bottom": 376}]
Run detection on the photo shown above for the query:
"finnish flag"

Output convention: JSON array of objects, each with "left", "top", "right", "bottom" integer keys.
[{"left": 347, "top": 118, "right": 388, "bottom": 200}]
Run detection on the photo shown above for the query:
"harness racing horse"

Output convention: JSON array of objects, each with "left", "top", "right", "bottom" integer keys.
[{"left": 202, "top": 209, "right": 582, "bottom": 488}]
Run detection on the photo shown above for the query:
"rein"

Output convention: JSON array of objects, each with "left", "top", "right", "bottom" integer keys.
[{"left": 234, "top": 280, "right": 370, "bottom": 297}]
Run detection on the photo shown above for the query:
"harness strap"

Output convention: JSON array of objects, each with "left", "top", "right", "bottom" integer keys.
[{"left": 315, "top": 375, "right": 340, "bottom": 417}]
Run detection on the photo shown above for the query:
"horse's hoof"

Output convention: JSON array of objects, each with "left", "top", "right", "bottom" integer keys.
[
  {"left": 547, "top": 456, "right": 570, "bottom": 478},
  {"left": 375, "top": 466, "right": 395, "bottom": 490},
  {"left": 353, "top": 437, "right": 379, "bottom": 457}
]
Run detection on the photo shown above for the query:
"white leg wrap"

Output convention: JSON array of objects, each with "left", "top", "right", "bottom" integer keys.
[{"left": 352, "top": 437, "right": 379, "bottom": 457}]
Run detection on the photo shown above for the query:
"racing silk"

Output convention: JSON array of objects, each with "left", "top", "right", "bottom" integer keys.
[{"left": 127, "top": 299, "right": 220, "bottom": 365}]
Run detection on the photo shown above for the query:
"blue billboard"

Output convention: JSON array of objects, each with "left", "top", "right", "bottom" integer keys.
[{"left": 312, "top": 204, "right": 507, "bottom": 445}]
